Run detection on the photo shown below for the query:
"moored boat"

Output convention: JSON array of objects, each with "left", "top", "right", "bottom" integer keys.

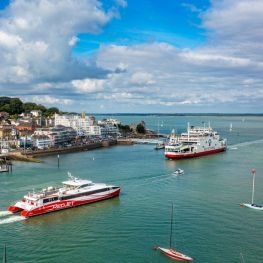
[
  {"left": 155, "top": 203, "right": 193, "bottom": 262},
  {"left": 8, "top": 173, "right": 121, "bottom": 217},
  {"left": 157, "top": 247, "right": 193, "bottom": 262},
  {"left": 155, "top": 141, "right": 165, "bottom": 150},
  {"left": 240, "top": 169, "right": 263, "bottom": 211},
  {"left": 165, "top": 123, "right": 227, "bottom": 159}
]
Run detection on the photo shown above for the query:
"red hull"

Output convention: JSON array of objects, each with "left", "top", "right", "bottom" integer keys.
[
  {"left": 158, "top": 247, "right": 193, "bottom": 261},
  {"left": 165, "top": 147, "right": 226, "bottom": 159},
  {"left": 10, "top": 189, "right": 120, "bottom": 217},
  {"left": 8, "top": 206, "right": 23, "bottom": 213}
]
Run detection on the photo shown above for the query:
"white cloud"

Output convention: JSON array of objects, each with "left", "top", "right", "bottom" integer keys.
[
  {"left": 130, "top": 72, "right": 155, "bottom": 86},
  {"left": 25, "top": 95, "right": 74, "bottom": 107},
  {"left": 1, "top": 0, "right": 263, "bottom": 113},
  {"left": 0, "top": 0, "right": 121, "bottom": 84},
  {"left": 72, "top": 79, "right": 106, "bottom": 93}
]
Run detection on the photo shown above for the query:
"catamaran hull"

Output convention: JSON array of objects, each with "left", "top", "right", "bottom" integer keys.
[
  {"left": 158, "top": 247, "right": 193, "bottom": 261},
  {"left": 8, "top": 188, "right": 120, "bottom": 217},
  {"left": 165, "top": 147, "right": 226, "bottom": 159}
]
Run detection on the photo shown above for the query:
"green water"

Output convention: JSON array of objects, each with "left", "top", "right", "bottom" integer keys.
[{"left": 1, "top": 115, "right": 263, "bottom": 262}]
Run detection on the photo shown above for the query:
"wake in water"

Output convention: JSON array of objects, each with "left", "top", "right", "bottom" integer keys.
[
  {"left": 0, "top": 210, "right": 26, "bottom": 225},
  {"left": 0, "top": 211, "right": 12, "bottom": 217},
  {"left": 231, "top": 139, "right": 263, "bottom": 149}
]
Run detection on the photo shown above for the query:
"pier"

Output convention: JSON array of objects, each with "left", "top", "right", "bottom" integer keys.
[{"left": 0, "top": 157, "right": 12, "bottom": 173}]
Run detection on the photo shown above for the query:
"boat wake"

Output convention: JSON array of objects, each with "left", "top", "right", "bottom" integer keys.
[
  {"left": 231, "top": 139, "right": 263, "bottom": 148},
  {"left": 0, "top": 211, "right": 26, "bottom": 225},
  {"left": 0, "top": 211, "right": 12, "bottom": 217}
]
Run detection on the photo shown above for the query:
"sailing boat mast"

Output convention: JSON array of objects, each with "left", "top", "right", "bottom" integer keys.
[
  {"left": 2, "top": 244, "right": 6, "bottom": 263},
  {"left": 251, "top": 169, "right": 256, "bottom": 204},
  {"left": 169, "top": 203, "right": 174, "bottom": 248}
]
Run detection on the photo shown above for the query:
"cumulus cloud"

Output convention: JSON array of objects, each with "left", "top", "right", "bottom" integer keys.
[
  {"left": 130, "top": 72, "right": 155, "bottom": 86},
  {"left": 72, "top": 78, "right": 106, "bottom": 93},
  {"left": 1, "top": 0, "right": 263, "bottom": 113},
  {"left": 0, "top": 0, "right": 123, "bottom": 84}
]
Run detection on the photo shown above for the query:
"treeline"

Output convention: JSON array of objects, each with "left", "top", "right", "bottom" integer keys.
[{"left": 0, "top": 97, "right": 60, "bottom": 117}]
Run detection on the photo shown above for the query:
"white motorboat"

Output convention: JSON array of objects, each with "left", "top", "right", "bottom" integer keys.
[{"left": 173, "top": 168, "right": 184, "bottom": 175}]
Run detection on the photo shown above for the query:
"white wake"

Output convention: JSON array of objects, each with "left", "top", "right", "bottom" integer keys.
[
  {"left": 0, "top": 211, "right": 12, "bottom": 217},
  {"left": 231, "top": 139, "right": 263, "bottom": 148},
  {"left": 0, "top": 210, "right": 26, "bottom": 224}
]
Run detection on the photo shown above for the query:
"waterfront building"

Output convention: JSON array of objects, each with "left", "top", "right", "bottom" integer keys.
[
  {"left": 32, "top": 135, "right": 52, "bottom": 149},
  {"left": 33, "top": 126, "right": 77, "bottom": 148},
  {"left": 54, "top": 113, "right": 101, "bottom": 137}
]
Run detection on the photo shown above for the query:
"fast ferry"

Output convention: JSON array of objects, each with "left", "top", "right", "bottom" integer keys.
[
  {"left": 8, "top": 173, "right": 121, "bottom": 217},
  {"left": 165, "top": 123, "right": 227, "bottom": 159}
]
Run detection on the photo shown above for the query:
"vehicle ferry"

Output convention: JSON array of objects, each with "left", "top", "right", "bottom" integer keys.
[
  {"left": 165, "top": 123, "right": 227, "bottom": 159},
  {"left": 8, "top": 173, "right": 121, "bottom": 217}
]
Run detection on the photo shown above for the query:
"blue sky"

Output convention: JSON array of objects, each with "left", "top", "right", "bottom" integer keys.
[{"left": 0, "top": 0, "right": 263, "bottom": 113}]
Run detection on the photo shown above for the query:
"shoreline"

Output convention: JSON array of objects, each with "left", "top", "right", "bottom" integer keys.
[
  {"left": 5, "top": 136, "right": 159, "bottom": 162},
  {"left": 6, "top": 140, "right": 118, "bottom": 162}
]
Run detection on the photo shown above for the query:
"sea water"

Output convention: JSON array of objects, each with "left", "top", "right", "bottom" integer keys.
[{"left": 0, "top": 115, "right": 263, "bottom": 262}]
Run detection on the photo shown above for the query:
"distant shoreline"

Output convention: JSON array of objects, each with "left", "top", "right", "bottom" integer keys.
[{"left": 91, "top": 113, "right": 263, "bottom": 116}]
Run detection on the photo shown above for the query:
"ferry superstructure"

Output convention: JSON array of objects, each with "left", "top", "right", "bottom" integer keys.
[
  {"left": 8, "top": 173, "right": 120, "bottom": 217},
  {"left": 164, "top": 123, "right": 227, "bottom": 159}
]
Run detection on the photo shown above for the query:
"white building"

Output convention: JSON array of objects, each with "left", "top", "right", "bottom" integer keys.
[
  {"left": 54, "top": 113, "right": 101, "bottom": 136},
  {"left": 33, "top": 126, "right": 77, "bottom": 148}
]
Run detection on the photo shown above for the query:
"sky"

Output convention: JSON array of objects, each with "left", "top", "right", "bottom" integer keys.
[{"left": 0, "top": 0, "right": 263, "bottom": 113}]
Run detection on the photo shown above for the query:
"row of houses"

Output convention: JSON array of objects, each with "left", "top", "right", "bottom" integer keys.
[{"left": 0, "top": 111, "right": 121, "bottom": 151}]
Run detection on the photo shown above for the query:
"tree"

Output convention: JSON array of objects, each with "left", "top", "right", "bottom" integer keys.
[
  {"left": 9, "top": 98, "right": 23, "bottom": 114},
  {"left": 136, "top": 123, "right": 146, "bottom": 134},
  {"left": 44, "top": 107, "right": 60, "bottom": 117},
  {"left": 0, "top": 97, "right": 23, "bottom": 114}
]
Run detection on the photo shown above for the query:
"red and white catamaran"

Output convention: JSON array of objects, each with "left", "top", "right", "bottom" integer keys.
[
  {"left": 165, "top": 122, "right": 227, "bottom": 159},
  {"left": 8, "top": 173, "right": 121, "bottom": 217}
]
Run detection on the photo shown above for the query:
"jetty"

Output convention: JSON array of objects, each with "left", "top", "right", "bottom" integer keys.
[{"left": 0, "top": 157, "right": 12, "bottom": 172}]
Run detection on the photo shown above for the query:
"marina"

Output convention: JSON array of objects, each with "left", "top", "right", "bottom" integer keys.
[{"left": 0, "top": 115, "right": 263, "bottom": 262}]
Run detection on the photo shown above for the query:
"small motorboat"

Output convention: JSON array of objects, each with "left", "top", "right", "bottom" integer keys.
[
  {"left": 173, "top": 168, "right": 184, "bottom": 175},
  {"left": 154, "top": 141, "right": 165, "bottom": 150}
]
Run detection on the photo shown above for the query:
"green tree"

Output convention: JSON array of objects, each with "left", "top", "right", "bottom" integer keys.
[
  {"left": 44, "top": 107, "right": 60, "bottom": 117},
  {"left": 136, "top": 123, "right": 146, "bottom": 134},
  {"left": 9, "top": 98, "right": 23, "bottom": 114}
]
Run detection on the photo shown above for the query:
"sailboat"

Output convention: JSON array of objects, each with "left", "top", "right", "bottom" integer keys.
[
  {"left": 229, "top": 123, "right": 233, "bottom": 132},
  {"left": 156, "top": 204, "right": 193, "bottom": 261},
  {"left": 241, "top": 169, "right": 263, "bottom": 210}
]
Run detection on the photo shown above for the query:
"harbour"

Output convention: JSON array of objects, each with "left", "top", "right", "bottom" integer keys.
[{"left": 1, "top": 115, "right": 263, "bottom": 262}]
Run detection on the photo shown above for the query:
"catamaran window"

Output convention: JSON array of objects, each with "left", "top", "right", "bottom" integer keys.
[
  {"left": 61, "top": 188, "right": 109, "bottom": 200},
  {"left": 43, "top": 197, "right": 59, "bottom": 203},
  {"left": 78, "top": 183, "right": 93, "bottom": 188}
]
